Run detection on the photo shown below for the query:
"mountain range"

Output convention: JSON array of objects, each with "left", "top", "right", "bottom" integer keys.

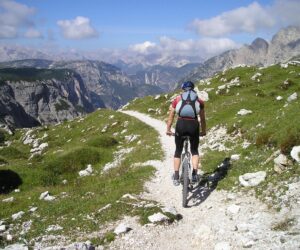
[
  {"left": 0, "top": 26, "right": 300, "bottom": 128},
  {"left": 183, "top": 26, "right": 300, "bottom": 83}
]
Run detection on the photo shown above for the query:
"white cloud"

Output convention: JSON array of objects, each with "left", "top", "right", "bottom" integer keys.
[
  {"left": 190, "top": 2, "right": 275, "bottom": 37},
  {"left": 24, "top": 28, "right": 43, "bottom": 39},
  {"left": 57, "top": 16, "right": 99, "bottom": 39},
  {"left": 129, "top": 36, "right": 239, "bottom": 59},
  {"left": 0, "top": 0, "right": 43, "bottom": 39},
  {"left": 129, "top": 41, "right": 156, "bottom": 54}
]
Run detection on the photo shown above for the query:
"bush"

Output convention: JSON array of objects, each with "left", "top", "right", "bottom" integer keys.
[
  {"left": 0, "top": 157, "right": 7, "bottom": 165},
  {"left": 280, "top": 129, "right": 300, "bottom": 154},
  {"left": 42, "top": 147, "right": 101, "bottom": 186},
  {"left": 0, "top": 129, "right": 5, "bottom": 145},
  {"left": 0, "top": 147, "right": 26, "bottom": 160},
  {"left": 87, "top": 136, "right": 118, "bottom": 147},
  {"left": 255, "top": 131, "right": 276, "bottom": 148}
]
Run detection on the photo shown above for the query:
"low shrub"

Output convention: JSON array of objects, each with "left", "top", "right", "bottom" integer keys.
[
  {"left": 280, "top": 129, "right": 300, "bottom": 155},
  {"left": 87, "top": 136, "right": 118, "bottom": 147},
  {"left": 255, "top": 131, "right": 276, "bottom": 148},
  {"left": 0, "top": 147, "right": 26, "bottom": 160},
  {"left": 42, "top": 147, "right": 101, "bottom": 186}
]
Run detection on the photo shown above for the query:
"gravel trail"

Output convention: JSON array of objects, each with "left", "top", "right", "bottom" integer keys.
[{"left": 109, "top": 110, "right": 300, "bottom": 250}]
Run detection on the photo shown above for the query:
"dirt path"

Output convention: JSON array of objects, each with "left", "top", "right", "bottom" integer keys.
[{"left": 109, "top": 110, "right": 299, "bottom": 250}]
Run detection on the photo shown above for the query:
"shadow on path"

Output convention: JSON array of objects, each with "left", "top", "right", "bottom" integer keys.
[
  {"left": 0, "top": 169, "right": 22, "bottom": 194},
  {"left": 187, "top": 157, "right": 231, "bottom": 207}
]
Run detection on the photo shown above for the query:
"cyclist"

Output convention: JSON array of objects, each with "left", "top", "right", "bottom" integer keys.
[{"left": 166, "top": 81, "right": 206, "bottom": 186}]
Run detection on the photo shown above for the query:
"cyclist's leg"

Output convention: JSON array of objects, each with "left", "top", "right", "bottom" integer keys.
[
  {"left": 189, "top": 120, "right": 200, "bottom": 172},
  {"left": 174, "top": 120, "right": 184, "bottom": 180}
]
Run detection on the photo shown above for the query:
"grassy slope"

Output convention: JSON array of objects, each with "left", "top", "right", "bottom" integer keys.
[
  {"left": 0, "top": 109, "right": 165, "bottom": 247},
  {"left": 124, "top": 63, "right": 300, "bottom": 207}
]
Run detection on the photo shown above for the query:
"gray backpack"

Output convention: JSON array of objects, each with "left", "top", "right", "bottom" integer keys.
[{"left": 175, "top": 90, "right": 200, "bottom": 118}]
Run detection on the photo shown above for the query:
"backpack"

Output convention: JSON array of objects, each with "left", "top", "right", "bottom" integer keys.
[{"left": 175, "top": 90, "right": 200, "bottom": 118}]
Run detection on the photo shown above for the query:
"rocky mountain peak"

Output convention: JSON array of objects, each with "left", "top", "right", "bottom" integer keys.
[
  {"left": 250, "top": 38, "right": 269, "bottom": 52},
  {"left": 271, "top": 25, "right": 300, "bottom": 46}
]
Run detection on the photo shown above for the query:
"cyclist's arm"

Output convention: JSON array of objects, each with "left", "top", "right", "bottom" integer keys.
[
  {"left": 166, "top": 106, "right": 175, "bottom": 134},
  {"left": 199, "top": 109, "right": 206, "bottom": 136}
]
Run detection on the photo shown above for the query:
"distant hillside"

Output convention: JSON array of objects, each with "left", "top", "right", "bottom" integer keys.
[
  {"left": 0, "top": 67, "right": 93, "bottom": 127},
  {"left": 0, "top": 60, "right": 165, "bottom": 128}
]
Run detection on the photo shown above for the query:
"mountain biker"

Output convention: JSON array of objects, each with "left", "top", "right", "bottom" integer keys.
[{"left": 166, "top": 81, "right": 206, "bottom": 186}]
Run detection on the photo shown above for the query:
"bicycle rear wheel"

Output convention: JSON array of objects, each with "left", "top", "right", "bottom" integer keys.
[{"left": 182, "top": 159, "right": 189, "bottom": 207}]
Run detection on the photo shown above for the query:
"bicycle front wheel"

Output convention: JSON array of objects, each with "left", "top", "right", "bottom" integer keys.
[{"left": 182, "top": 158, "right": 189, "bottom": 208}]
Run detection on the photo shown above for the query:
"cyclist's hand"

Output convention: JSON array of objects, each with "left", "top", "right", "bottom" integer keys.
[
  {"left": 166, "top": 131, "right": 174, "bottom": 136},
  {"left": 200, "top": 131, "right": 206, "bottom": 137}
]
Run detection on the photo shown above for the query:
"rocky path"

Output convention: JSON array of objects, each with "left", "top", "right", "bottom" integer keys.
[{"left": 109, "top": 110, "right": 300, "bottom": 250}]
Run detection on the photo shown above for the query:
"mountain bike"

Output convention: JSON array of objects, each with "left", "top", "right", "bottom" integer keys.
[{"left": 180, "top": 136, "right": 196, "bottom": 208}]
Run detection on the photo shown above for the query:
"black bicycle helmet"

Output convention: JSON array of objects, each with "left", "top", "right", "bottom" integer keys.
[{"left": 181, "top": 81, "right": 194, "bottom": 90}]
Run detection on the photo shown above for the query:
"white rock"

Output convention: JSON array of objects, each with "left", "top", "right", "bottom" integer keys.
[
  {"left": 38, "top": 142, "right": 48, "bottom": 151},
  {"left": 287, "top": 92, "right": 297, "bottom": 102},
  {"left": 62, "top": 179, "right": 68, "bottom": 184},
  {"left": 148, "top": 212, "right": 168, "bottom": 223},
  {"left": 251, "top": 72, "right": 262, "bottom": 81},
  {"left": 44, "top": 194, "right": 56, "bottom": 201},
  {"left": 230, "top": 154, "right": 240, "bottom": 161},
  {"left": 46, "top": 225, "right": 63, "bottom": 232},
  {"left": 214, "top": 241, "right": 231, "bottom": 250},
  {"left": 154, "top": 95, "right": 160, "bottom": 100},
  {"left": 39, "top": 191, "right": 55, "bottom": 201},
  {"left": 162, "top": 206, "right": 177, "bottom": 216},
  {"left": 114, "top": 223, "right": 131, "bottom": 235},
  {"left": 4, "top": 244, "right": 28, "bottom": 250},
  {"left": 6, "top": 234, "right": 13, "bottom": 241},
  {"left": 122, "top": 194, "right": 138, "bottom": 200},
  {"left": 239, "top": 171, "right": 266, "bottom": 187},
  {"left": 242, "top": 141, "right": 251, "bottom": 149},
  {"left": 276, "top": 96, "right": 283, "bottom": 101},
  {"left": 237, "top": 109, "right": 252, "bottom": 116},
  {"left": 98, "top": 204, "right": 111, "bottom": 213},
  {"left": 227, "top": 204, "right": 240, "bottom": 215},
  {"left": 291, "top": 146, "right": 300, "bottom": 162},
  {"left": 274, "top": 154, "right": 289, "bottom": 167},
  {"left": 39, "top": 191, "right": 49, "bottom": 200},
  {"left": 79, "top": 164, "right": 93, "bottom": 177},
  {"left": 2, "top": 197, "right": 14, "bottom": 202},
  {"left": 14, "top": 189, "right": 20, "bottom": 192},
  {"left": 0, "top": 225, "right": 6, "bottom": 232},
  {"left": 29, "top": 207, "right": 38, "bottom": 213},
  {"left": 195, "top": 87, "right": 209, "bottom": 101},
  {"left": 12, "top": 211, "right": 25, "bottom": 220}
]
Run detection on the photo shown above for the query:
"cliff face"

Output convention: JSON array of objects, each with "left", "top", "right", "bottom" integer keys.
[{"left": 0, "top": 68, "right": 93, "bottom": 128}]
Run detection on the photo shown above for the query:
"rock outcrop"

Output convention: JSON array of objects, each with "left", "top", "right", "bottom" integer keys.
[{"left": 184, "top": 26, "right": 300, "bottom": 82}]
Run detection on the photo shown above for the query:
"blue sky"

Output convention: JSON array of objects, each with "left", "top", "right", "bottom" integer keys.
[{"left": 1, "top": 0, "right": 300, "bottom": 60}]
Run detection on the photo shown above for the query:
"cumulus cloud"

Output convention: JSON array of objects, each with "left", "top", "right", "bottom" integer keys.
[
  {"left": 0, "top": 0, "right": 43, "bottom": 39},
  {"left": 129, "top": 41, "right": 156, "bottom": 54},
  {"left": 129, "top": 36, "right": 239, "bottom": 59},
  {"left": 190, "top": 1, "right": 300, "bottom": 37},
  {"left": 190, "top": 2, "right": 275, "bottom": 37},
  {"left": 57, "top": 16, "right": 99, "bottom": 39}
]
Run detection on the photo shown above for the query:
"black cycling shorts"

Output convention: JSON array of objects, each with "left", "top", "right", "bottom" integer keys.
[{"left": 174, "top": 118, "right": 199, "bottom": 158}]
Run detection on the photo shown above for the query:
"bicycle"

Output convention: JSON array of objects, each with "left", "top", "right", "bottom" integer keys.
[
  {"left": 168, "top": 132, "right": 203, "bottom": 207},
  {"left": 180, "top": 136, "right": 194, "bottom": 207}
]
